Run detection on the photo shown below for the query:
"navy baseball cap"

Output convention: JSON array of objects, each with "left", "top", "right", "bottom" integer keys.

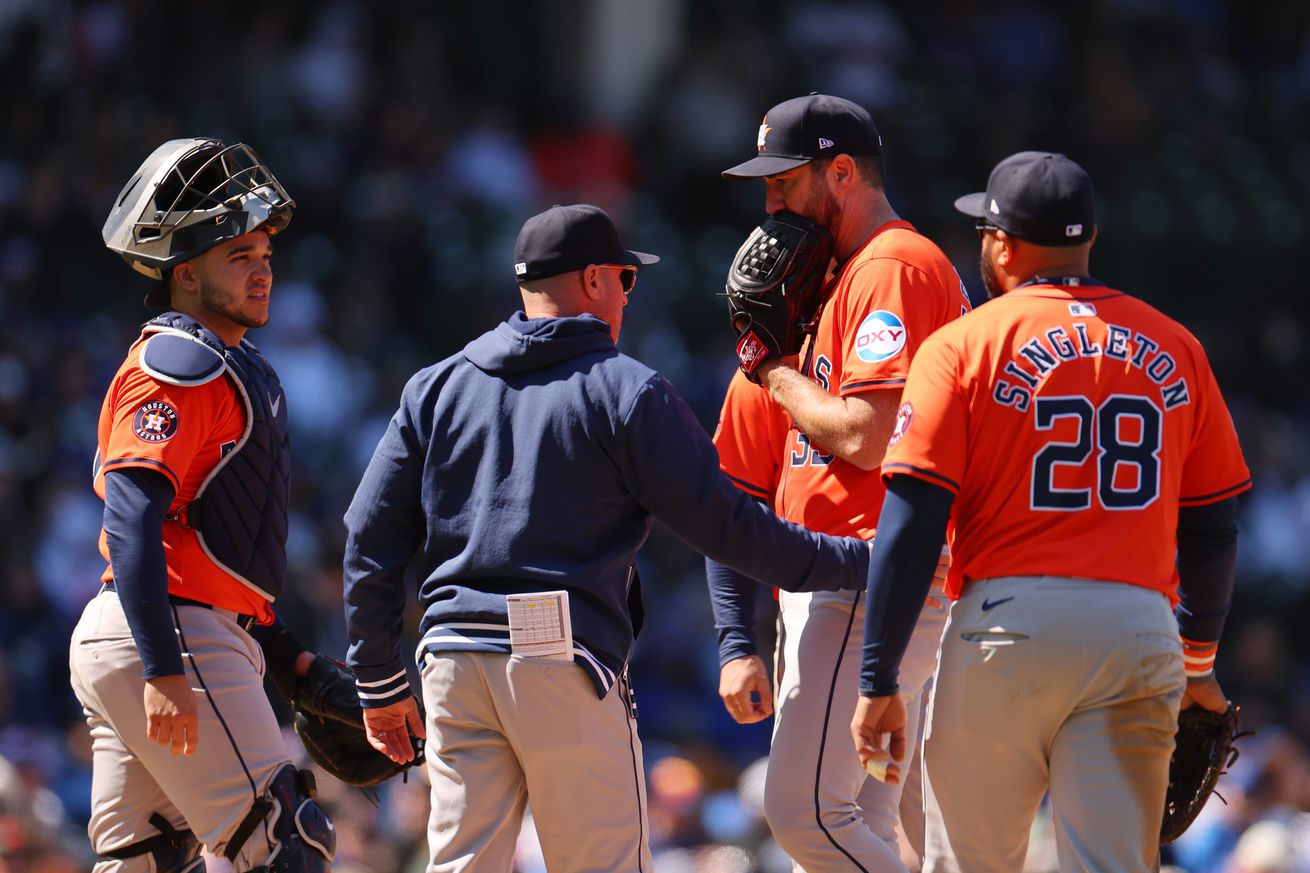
[
  {"left": 513, "top": 204, "right": 658, "bottom": 282},
  {"left": 955, "top": 151, "right": 1096, "bottom": 246},
  {"left": 722, "top": 94, "right": 882, "bottom": 179}
]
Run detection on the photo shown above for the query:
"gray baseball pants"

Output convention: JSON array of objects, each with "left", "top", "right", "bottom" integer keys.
[
  {"left": 766, "top": 587, "right": 948, "bottom": 871},
  {"left": 69, "top": 587, "right": 291, "bottom": 871},
  {"left": 922, "top": 576, "right": 1185, "bottom": 873},
  {"left": 420, "top": 651, "right": 652, "bottom": 873}
]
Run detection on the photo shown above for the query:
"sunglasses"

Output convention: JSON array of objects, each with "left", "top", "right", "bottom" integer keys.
[
  {"left": 600, "top": 264, "right": 638, "bottom": 294},
  {"left": 975, "top": 219, "right": 1002, "bottom": 238}
]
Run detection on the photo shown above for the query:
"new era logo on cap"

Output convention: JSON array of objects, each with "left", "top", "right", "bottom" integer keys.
[
  {"left": 818, "top": 138, "right": 834, "bottom": 150},
  {"left": 515, "top": 262, "right": 527, "bottom": 275},
  {"left": 989, "top": 199, "right": 1000, "bottom": 214}
]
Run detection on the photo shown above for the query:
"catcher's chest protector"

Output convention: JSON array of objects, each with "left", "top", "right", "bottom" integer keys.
[{"left": 145, "top": 313, "right": 292, "bottom": 600}]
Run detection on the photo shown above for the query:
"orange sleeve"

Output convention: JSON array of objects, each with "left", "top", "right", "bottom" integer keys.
[
  {"left": 98, "top": 365, "right": 234, "bottom": 496},
  {"left": 712, "top": 369, "right": 788, "bottom": 500},
  {"left": 880, "top": 334, "right": 969, "bottom": 495},
  {"left": 1178, "top": 345, "right": 1251, "bottom": 506},
  {"left": 835, "top": 258, "right": 940, "bottom": 396}
]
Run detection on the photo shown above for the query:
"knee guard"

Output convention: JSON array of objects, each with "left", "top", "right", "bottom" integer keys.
[
  {"left": 97, "top": 812, "right": 204, "bottom": 873},
  {"left": 227, "top": 764, "right": 336, "bottom": 872}
]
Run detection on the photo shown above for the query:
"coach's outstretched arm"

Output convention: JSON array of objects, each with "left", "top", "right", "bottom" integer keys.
[{"left": 619, "top": 371, "right": 869, "bottom": 592}]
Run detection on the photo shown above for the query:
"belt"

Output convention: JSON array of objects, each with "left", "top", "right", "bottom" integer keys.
[{"left": 101, "top": 581, "right": 259, "bottom": 631}]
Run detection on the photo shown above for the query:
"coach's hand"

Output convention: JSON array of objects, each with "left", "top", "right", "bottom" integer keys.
[
  {"left": 851, "top": 693, "right": 906, "bottom": 784},
  {"left": 719, "top": 655, "right": 773, "bottom": 724},
  {"left": 363, "top": 695, "right": 426, "bottom": 765},
  {"left": 145, "top": 674, "right": 198, "bottom": 756}
]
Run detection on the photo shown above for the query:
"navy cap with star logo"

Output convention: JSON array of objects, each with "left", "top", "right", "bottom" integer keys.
[{"left": 722, "top": 94, "right": 882, "bottom": 179}]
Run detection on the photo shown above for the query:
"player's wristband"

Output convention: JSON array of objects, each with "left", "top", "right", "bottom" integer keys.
[{"left": 1181, "top": 637, "right": 1218, "bottom": 678}]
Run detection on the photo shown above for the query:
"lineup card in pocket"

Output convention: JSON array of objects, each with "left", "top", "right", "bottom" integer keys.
[{"left": 506, "top": 591, "right": 574, "bottom": 661}]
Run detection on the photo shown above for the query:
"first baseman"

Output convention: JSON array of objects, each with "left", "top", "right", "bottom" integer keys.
[
  {"left": 341, "top": 204, "right": 876, "bottom": 873},
  {"left": 708, "top": 94, "right": 971, "bottom": 870},
  {"left": 70, "top": 139, "right": 335, "bottom": 871},
  {"left": 852, "top": 152, "right": 1249, "bottom": 872}
]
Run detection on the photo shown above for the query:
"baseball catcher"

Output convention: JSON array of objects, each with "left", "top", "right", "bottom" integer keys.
[
  {"left": 724, "top": 211, "right": 833, "bottom": 380},
  {"left": 1160, "top": 704, "right": 1247, "bottom": 845}
]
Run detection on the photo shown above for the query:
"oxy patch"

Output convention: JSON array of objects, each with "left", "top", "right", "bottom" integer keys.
[{"left": 854, "top": 310, "right": 907, "bottom": 363}]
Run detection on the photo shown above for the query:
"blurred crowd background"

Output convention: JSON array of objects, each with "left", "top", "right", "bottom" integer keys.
[{"left": 0, "top": 0, "right": 1307, "bottom": 871}]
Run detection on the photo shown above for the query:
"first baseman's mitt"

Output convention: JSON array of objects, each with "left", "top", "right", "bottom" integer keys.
[
  {"left": 725, "top": 211, "right": 834, "bottom": 381},
  {"left": 1160, "top": 705, "right": 1247, "bottom": 845},
  {"left": 294, "top": 712, "right": 423, "bottom": 789},
  {"left": 263, "top": 642, "right": 422, "bottom": 788},
  {"left": 292, "top": 655, "right": 366, "bottom": 726}
]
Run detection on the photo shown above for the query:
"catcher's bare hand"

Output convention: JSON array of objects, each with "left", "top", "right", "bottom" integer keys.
[
  {"left": 1180, "top": 673, "right": 1228, "bottom": 714},
  {"left": 850, "top": 693, "right": 906, "bottom": 784},
  {"left": 363, "top": 696, "right": 426, "bottom": 765},
  {"left": 144, "top": 674, "right": 198, "bottom": 756},
  {"left": 719, "top": 655, "right": 773, "bottom": 724}
]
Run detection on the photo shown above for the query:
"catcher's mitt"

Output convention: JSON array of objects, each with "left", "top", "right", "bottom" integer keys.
[
  {"left": 1161, "top": 704, "right": 1247, "bottom": 845},
  {"left": 724, "top": 211, "right": 834, "bottom": 381},
  {"left": 294, "top": 712, "right": 423, "bottom": 789}
]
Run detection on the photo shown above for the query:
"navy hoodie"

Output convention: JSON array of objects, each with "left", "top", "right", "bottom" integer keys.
[{"left": 344, "top": 312, "right": 868, "bottom": 702}]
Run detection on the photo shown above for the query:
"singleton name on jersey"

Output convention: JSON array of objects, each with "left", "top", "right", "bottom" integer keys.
[{"left": 990, "top": 322, "right": 1191, "bottom": 414}]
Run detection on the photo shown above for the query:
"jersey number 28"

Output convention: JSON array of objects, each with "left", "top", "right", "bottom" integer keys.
[{"left": 1031, "top": 395, "right": 1161, "bottom": 511}]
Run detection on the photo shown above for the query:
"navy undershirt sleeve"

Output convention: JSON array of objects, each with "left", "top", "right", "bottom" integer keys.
[
  {"left": 102, "top": 467, "right": 183, "bottom": 679},
  {"left": 1174, "top": 497, "right": 1239, "bottom": 643},
  {"left": 707, "top": 556, "right": 762, "bottom": 666},
  {"left": 859, "top": 476, "right": 954, "bottom": 696}
]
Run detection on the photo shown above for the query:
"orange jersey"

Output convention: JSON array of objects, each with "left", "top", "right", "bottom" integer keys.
[
  {"left": 775, "top": 220, "right": 971, "bottom": 537},
  {"left": 882, "top": 280, "right": 1251, "bottom": 602},
  {"left": 93, "top": 337, "right": 274, "bottom": 620},
  {"left": 712, "top": 369, "right": 790, "bottom": 501}
]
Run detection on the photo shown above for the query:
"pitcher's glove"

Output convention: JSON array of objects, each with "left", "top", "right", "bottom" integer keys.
[
  {"left": 725, "top": 211, "right": 833, "bottom": 381},
  {"left": 1160, "top": 704, "right": 1248, "bottom": 845},
  {"left": 294, "top": 712, "right": 423, "bottom": 789}
]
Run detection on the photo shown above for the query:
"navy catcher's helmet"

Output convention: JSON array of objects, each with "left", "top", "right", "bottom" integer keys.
[{"left": 103, "top": 138, "right": 294, "bottom": 305}]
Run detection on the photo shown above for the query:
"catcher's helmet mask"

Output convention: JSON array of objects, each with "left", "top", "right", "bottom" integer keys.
[{"left": 104, "top": 138, "right": 294, "bottom": 305}]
